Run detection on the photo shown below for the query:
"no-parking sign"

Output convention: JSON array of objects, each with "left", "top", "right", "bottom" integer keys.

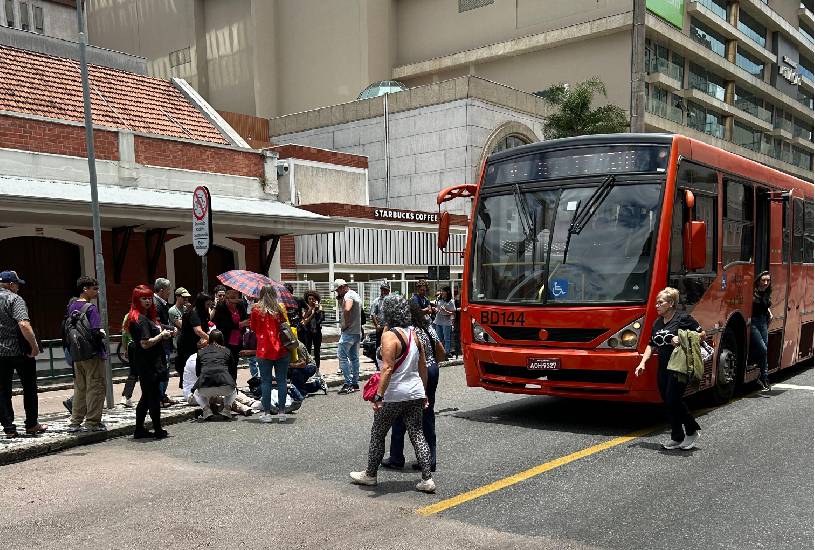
[{"left": 192, "top": 186, "right": 212, "bottom": 256}]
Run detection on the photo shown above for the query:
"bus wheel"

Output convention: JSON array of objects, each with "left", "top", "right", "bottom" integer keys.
[{"left": 712, "top": 328, "right": 738, "bottom": 404}]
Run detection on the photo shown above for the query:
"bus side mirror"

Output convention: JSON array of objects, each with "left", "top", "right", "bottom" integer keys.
[
  {"left": 683, "top": 220, "right": 706, "bottom": 271},
  {"left": 438, "top": 211, "right": 451, "bottom": 250},
  {"left": 684, "top": 189, "right": 695, "bottom": 210}
]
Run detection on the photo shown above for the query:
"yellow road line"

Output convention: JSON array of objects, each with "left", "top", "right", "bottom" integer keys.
[{"left": 416, "top": 427, "right": 655, "bottom": 517}]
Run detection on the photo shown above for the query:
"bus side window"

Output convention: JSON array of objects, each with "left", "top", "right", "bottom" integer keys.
[
  {"left": 804, "top": 200, "right": 814, "bottom": 264},
  {"left": 792, "top": 198, "right": 804, "bottom": 264},
  {"left": 671, "top": 162, "right": 717, "bottom": 275},
  {"left": 723, "top": 180, "right": 754, "bottom": 266}
]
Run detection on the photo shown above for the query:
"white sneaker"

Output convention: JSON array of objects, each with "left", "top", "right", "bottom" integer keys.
[
  {"left": 662, "top": 439, "right": 683, "bottom": 450},
  {"left": 277, "top": 412, "right": 287, "bottom": 423},
  {"left": 120, "top": 397, "right": 133, "bottom": 408},
  {"left": 416, "top": 478, "right": 436, "bottom": 493},
  {"left": 259, "top": 413, "right": 274, "bottom": 424},
  {"left": 679, "top": 431, "right": 700, "bottom": 450},
  {"left": 350, "top": 471, "right": 377, "bottom": 486}
]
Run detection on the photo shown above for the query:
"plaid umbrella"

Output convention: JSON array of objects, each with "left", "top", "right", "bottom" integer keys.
[{"left": 216, "top": 270, "right": 297, "bottom": 308}]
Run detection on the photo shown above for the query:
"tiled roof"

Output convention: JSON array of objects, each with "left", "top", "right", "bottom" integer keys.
[{"left": 0, "top": 45, "right": 228, "bottom": 145}]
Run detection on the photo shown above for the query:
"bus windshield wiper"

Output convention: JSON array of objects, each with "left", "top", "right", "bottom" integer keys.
[
  {"left": 562, "top": 175, "right": 615, "bottom": 263},
  {"left": 568, "top": 175, "right": 615, "bottom": 235},
  {"left": 513, "top": 183, "right": 534, "bottom": 242}
]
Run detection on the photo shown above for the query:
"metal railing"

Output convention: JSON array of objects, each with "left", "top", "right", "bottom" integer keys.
[
  {"left": 773, "top": 117, "right": 793, "bottom": 132},
  {"left": 33, "top": 336, "right": 128, "bottom": 383},
  {"left": 646, "top": 56, "right": 683, "bottom": 83},
  {"left": 734, "top": 97, "right": 773, "bottom": 123},
  {"left": 647, "top": 97, "right": 683, "bottom": 123}
]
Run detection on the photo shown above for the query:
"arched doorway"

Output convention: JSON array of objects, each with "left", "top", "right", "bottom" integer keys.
[
  {"left": 173, "top": 245, "right": 236, "bottom": 296},
  {"left": 3, "top": 237, "right": 81, "bottom": 339}
]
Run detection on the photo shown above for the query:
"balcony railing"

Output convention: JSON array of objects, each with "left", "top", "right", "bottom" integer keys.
[
  {"left": 794, "top": 124, "right": 814, "bottom": 141},
  {"left": 689, "top": 73, "right": 726, "bottom": 101},
  {"left": 797, "top": 91, "right": 814, "bottom": 109},
  {"left": 773, "top": 117, "right": 793, "bottom": 132},
  {"left": 647, "top": 97, "right": 684, "bottom": 123},
  {"left": 690, "top": 119, "right": 726, "bottom": 139},
  {"left": 696, "top": 0, "right": 728, "bottom": 20},
  {"left": 646, "top": 56, "right": 684, "bottom": 83},
  {"left": 735, "top": 98, "right": 773, "bottom": 123}
]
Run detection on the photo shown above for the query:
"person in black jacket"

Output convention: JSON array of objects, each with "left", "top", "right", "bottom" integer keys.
[
  {"left": 211, "top": 289, "right": 248, "bottom": 367},
  {"left": 192, "top": 330, "right": 237, "bottom": 420},
  {"left": 301, "top": 290, "right": 324, "bottom": 368},
  {"left": 751, "top": 271, "right": 772, "bottom": 392},
  {"left": 176, "top": 293, "right": 211, "bottom": 389},
  {"left": 125, "top": 285, "right": 172, "bottom": 440}
]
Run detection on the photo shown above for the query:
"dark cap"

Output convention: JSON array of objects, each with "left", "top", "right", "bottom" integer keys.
[
  {"left": 380, "top": 281, "right": 391, "bottom": 290},
  {"left": 0, "top": 270, "right": 25, "bottom": 285}
]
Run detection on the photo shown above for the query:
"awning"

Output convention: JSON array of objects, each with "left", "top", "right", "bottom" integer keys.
[{"left": 0, "top": 176, "right": 347, "bottom": 236}]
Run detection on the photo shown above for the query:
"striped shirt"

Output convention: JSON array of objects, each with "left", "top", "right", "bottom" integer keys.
[{"left": 0, "top": 288, "right": 29, "bottom": 357}]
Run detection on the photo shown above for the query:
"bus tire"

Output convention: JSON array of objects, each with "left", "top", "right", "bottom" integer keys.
[{"left": 711, "top": 328, "right": 739, "bottom": 404}]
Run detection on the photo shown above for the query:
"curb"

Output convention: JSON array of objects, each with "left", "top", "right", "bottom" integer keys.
[{"left": 1, "top": 359, "right": 464, "bottom": 466}]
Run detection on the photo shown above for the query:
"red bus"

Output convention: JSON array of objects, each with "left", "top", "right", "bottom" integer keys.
[{"left": 437, "top": 134, "right": 813, "bottom": 403}]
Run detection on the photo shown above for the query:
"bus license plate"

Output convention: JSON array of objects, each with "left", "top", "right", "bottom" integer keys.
[{"left": 527, "top": 358, "right": 560, "bottom": 370}]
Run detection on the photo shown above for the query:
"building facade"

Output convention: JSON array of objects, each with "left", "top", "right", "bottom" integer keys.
[
  {"left": 2, "top": 0, "right": 77, "bottom": 40},
  {"left": 86, "top": 0, "right": 812, "bottom": 188}
]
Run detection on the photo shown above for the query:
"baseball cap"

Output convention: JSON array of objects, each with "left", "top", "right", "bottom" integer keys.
[
  {"left": 174, "top": 287, "right": 192, "bottom": 297},
  {"left": 0, "top": 270, "right": 25, "bottom": 285},
  {"left": 333, "top": 278, "right": 348, "bottom": 290},
  {"left": 380, "top": 281, "right": 391, "bottom": 290}
]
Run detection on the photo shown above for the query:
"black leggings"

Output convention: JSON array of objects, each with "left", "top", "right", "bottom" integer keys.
[
  {"left": 302, "top": 330, "right": 323, "bottom": 368},
  {"left": 135, "top": 375, "right": 162, "bottom": 432}
]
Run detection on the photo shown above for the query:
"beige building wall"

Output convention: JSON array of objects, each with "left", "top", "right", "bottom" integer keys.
[{"left": 394, "top": 0, "right": 631, "bottom": 66}]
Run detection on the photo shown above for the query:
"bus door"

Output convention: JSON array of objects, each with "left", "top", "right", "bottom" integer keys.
[{"left": 764, "top": 190, "right": 788, "bottom": 371}]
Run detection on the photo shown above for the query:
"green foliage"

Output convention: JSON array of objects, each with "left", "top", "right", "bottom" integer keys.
[{"left": 537, "top": 77, "right": 630, "bottom": 139}]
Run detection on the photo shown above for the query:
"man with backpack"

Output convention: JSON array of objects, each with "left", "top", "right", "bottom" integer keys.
[{"left": 64, "top": 276, "right": 108, "bottom": 433}]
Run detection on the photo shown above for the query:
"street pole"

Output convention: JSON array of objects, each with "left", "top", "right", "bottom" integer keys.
[
  {"left": 76, "top": 0, "right": 114, "bottom": 408},
  {"left": 630, "top": 0, "right": 647, "bottom": 133},
  {"left": 383, "top": 92, "right": 390, "bottom": 208},
  {"left": 201, "top": 255, "right": 208, "bottom": 295}
]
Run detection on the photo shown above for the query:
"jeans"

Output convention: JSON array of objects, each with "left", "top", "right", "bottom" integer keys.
[
  {"left": 337, "top": 333, "right": 361, "bottom": 386},
  {"left": 751, "top": 316, "right": 769, "bottom": 383},
  {"left": 657, "top": 368, "right": 700, "bottom": 442},
  {"left": 247, "top": 356, "right": 259, "bottom": 378},
  {"left": 434, "top": 324, "right": 452, "bottom": 355},
  {"left": 0, "top": 355, "right": 39, "bottom": 432},
  {"left": 259, "top": 356, "right": 290, "bottom": 413},
  {"left": 388, "top": 362, "right": 439, "bottom": 467},
  {"left": 290, "top": 363, "right": 317, "bottom": 398}
]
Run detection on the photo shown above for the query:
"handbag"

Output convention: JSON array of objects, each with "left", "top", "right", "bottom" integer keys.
[
  {"left": 363, "top": 329, "right": 410, "bottom": 402},
  {"left": 278, "top": 321, "right": 299, "bottom": 351}
]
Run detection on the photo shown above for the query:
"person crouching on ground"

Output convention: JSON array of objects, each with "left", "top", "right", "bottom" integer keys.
[
  {"left": 125, "top": 285, "right": 172, "bottom": 440},
  {"left": 183, "top": 341, "right": 257, "bottom": 417},
  {"left": 191, "top": 330, "right": 237, "bottom": 420},
  {"left": 350, "top": 294, "right": 436, "bottom": 493}
]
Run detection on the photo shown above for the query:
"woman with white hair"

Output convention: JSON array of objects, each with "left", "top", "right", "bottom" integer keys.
[
  {"left": 250, "top": 284, "right": 291, "bottom": 424},
  {"left": 350, "top": 294, "right": 436, "bottom": 493},
  {"left": 635, "top": 287, "right": 705, "bottom": 450}
]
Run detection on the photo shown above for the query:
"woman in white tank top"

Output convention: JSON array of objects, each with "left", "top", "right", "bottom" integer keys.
[{"left": 350, "top": 295, "right": 436, "bottom": 493}]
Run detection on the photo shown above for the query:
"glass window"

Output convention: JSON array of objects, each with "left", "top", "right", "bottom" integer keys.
[
  {"left": 19, "top": 2, "right": 28, "bottom": 30},
  {"left": 798, "top": 88, "right": 814, "bottom": 110},
  {"left": 491, "top": 134, "right": 531, "bottom": 155},
  {"left": 736, "top": 49, "right": 764, "bottom": 78},
  {"left": 794, "top": 118, "right": 813, "bottom": 141},
  {"left": 723, "top": 181, "right": 754, "bottom": 265},
  {"left": 4, "top": 0, "right": 13, "bottom": 27},
  {"left": 805, "top": 201, "right": 814, "bottom": 264},
  {"left": 689, "top": 62, "right": 726, "bottom": 101},
  {"left": 687, "top": 102, "right": 725, "bottom": 139},
  {"left": 800, "top": 56, "right": 814, "bottom": 82},
  {"left": 690, "top": 18, "right": 727, "bottom": 58},
  {"left": 792, "top": 198, "right": 804, "bottom": 263},
  {"left": 800, "top": 23, "right": 814, "bottom": 44},
  {"left": 738, "top": 9, "right": 767, "bottom": 48},
  {"left": 698, "top": 0, "right": 727, "bottom": 20},
  {"left": 733, "top": 122, "right": 762, "bottom": 152},
  {"left": 33, "top": 6, "right": 42, "bottom": 33},
  {"left": 734, "top": 86, "right": 772, "bottom": 123},
  {"left": 670, "top": 162, "right": 718, "bottom": 274}
]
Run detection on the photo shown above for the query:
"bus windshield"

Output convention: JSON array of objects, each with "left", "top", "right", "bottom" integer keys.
[{"left": 471, "top": 181, "right": 663, "bottom": 305}]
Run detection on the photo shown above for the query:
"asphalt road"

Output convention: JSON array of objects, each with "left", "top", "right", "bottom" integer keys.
[{"left": 1, "top": 363, "right": 812, "bottom": 550}]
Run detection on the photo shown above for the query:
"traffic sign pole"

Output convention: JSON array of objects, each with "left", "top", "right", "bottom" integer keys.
[{"left": 192, "top": 185, "right": 213, "bottom": 294}]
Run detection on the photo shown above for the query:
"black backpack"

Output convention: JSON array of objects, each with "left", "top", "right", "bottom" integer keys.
[{"left": 62, "top": 303, "right": 98, "bottom": 362}]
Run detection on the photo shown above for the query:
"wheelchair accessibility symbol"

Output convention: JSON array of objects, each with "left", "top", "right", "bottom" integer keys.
[{"left": 549, "top": 279, "right": 568, "bottom": 299}]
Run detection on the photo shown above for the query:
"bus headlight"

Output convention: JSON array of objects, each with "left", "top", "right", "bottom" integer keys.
[
  {"left": 599, "top": 317, "right": 644, "bottom": 349},
  {"left": 472, "top": 320, "right": 496, "bottom": 343}
]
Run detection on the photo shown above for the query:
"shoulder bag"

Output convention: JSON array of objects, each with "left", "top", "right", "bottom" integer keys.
[{"left": 363, "top": 328, "right": 410, "bottom": 402}]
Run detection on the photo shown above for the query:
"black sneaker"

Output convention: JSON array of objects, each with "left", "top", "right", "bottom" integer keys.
[
  {"left": 761, "top": 381, "right": 772, "bottom": 392},
  {"left": 338, "top": 384, "right": 352, "bottom": 395},
  {"left": 350, "top": 384, "right": 360, "bottom": 393},
  {"left": 756, "top": 379, "right": 767, "bottom": 391}
]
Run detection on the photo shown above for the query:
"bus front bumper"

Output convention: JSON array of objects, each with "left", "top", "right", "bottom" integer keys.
[{"left": 466, "top": 344, "right": 661, "bottom": 403}]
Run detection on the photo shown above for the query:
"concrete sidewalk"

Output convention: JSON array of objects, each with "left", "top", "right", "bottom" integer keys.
[{"left": 2, "top": 355, "right": 463, "bottom": 465}]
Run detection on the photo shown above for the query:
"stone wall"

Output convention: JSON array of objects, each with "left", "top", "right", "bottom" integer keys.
[{"left": 273, "top": 97, "right": 545, "bottom": 214}]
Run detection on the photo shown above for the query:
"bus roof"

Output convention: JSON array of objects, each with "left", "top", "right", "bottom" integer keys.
[{"left": 489, "top": 133, "right": 812, "bottom": 198}]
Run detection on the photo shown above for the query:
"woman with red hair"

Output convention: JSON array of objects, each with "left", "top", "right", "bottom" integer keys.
[{"left": 125, "top": 285, "right": 172, "bottom": 439}]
